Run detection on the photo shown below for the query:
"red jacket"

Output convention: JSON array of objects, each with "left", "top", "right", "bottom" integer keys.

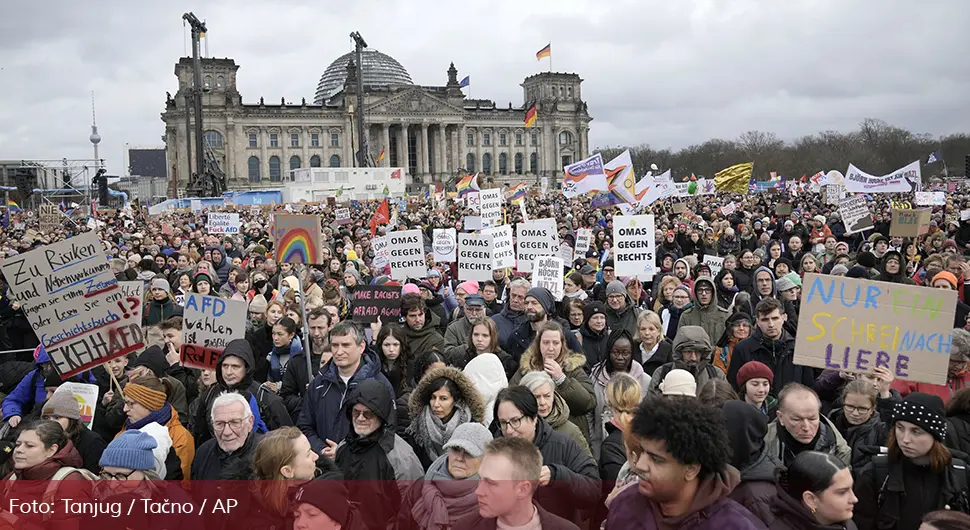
[{"left": 892, "top": 371, "right": 970, "bottom": 404}]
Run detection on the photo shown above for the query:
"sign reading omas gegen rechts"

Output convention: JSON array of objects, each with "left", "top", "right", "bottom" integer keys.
[{"left": 0, "top": 232, "right": 145, "bottom": 378}]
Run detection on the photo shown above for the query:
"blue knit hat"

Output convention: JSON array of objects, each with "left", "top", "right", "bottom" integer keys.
[{"left": 99, "top": 430, "right": 157, "bottom": 471}]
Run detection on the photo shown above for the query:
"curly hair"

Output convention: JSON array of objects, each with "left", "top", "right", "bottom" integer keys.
[{"left": 627, "top": 395, "right": 731, "bottom": 478}]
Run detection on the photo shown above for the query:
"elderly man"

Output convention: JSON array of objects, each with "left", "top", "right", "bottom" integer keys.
[
  {"left": 764, "top": 383, "right": 850, "bottom": 467},
  {"left": 191, "top": 392, "right": 262, "bottom": 479},
  {"left": 444, "top": 294, "right": 488, "bottom": 354},
  {"left": 492, "top": 278, "right": 531, "bottom": 348}
]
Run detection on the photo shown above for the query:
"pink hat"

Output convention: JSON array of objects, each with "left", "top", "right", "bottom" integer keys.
[
  {"left": 457, "top": 280, "right": 480, "bottom": 295},
  {"left": 402, "top": 283, "right": 421, "bottom": 295}
]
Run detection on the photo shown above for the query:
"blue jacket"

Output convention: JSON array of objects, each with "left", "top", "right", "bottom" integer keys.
[
  {"left": 2, "top": 345, "right": 96, "bottom": 420},
  {"left": 298, "top": 348, "right": 395, "bottom": 454},
  {"left": 492, "top": 300, "right": 528, "bottom": 351}
]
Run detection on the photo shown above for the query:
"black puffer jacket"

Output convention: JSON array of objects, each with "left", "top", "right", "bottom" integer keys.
[
  {"left": 828, "top": 408, "right": 890, "bottom": 473},
  {"left": 728, "top": 327, "right": 814, "bottom": 396},
  {"left": 723, "top": 401, "right": 780, "bottom": 526},
  {"left": 769, "top": 485, "right": 858, "bottom": 530},
  {"left": 578, "top": 302, "right": 610, "bottom": 371}
]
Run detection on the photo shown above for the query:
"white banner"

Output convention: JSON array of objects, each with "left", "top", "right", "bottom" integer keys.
[
  {"left": 371, "top": 236, "right": 389, "bottom": 270},
  {"left": 532, "top": 256, "right": 565, "bottom": 301},
  {"left": 574, "top": 228, "right": 592, "bottom": 256},
  {"left": 702, "top": 255, "right": 724, "bottom": 275},
  {"left": 457, "top": 233, "right": 493, "bottom": 282},
  {"left": 432, "top": 228, "right": 457, "bottom": 262},
  {"left": 562, "top": 154, "right": 608, "bottom": 198},
  {"left": 488, "top": 225, "right": 515, "bottom": 269},
  {"left": 207, "top": 213, "right": 240, "bottom": 234},
  {"left": 844, "top": 161, "right": 921, "bottom": 193},
  {"left": 840, "top": 196, "right": 875, "bottom": 235},
  {"left": 719, "top": 202, "right": 737, "bottom": 216},
  {"left": 613, "top": 215, "right": 656, "bottom": 279},
  {"left": 480, "top": 189, "right": 503, "bottom": 228},
  {"left": 388, "top": 229, "right": 427, "bottom": 280},
  {"left": 516, "top": 219, "right": 558, "bottom": 273},
  {"left": 673, "top": 178, "right": 715, "bottom": 197},
  {"left": 463, "top": 216, "right": 482, "bottom": 231},
  {"left": 915, "top": 191, "right": 946, "bottom": 206}
]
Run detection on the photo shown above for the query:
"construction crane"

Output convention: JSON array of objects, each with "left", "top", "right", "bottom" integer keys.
[{"left": 182, "top": 12, "right": 226, "bottom": 197}]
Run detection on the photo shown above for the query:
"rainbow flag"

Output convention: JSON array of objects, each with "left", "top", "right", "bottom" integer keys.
[
  {"left": 524, "top": 103, "right": 537, "bottom": 128},
  {"left": 6, "top": 200, "right": 20, "bottom": 211},
  {"left": 456, "top": 173, "right": 480, "bottom": 197},
  {"left": 536, "top": 43, "right": 551, "bottom": 60},
  {"left": 508, "top": 183, "right": 527, "bottom": 204}
]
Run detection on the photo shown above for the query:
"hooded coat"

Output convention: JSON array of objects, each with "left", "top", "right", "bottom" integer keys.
[
  {"left": 874, "top": 250, "right": 917, "bottom": 285},
  {"left": 143, "top": 296, "right": 182, "bottom": 326},
  {"left": 648, "top": 325, "right": 725, "bottom": 396},
  {"left": 405, "top": 366, "right": 486, "bottom": 468},
  {"left": 728, "top": 326, "right": 814, "bottom": 396},
  {"left": 505, "top": 288, "right": 584, "bottom": 362},
  {"left": 208, "top": 245, "right": 231, "bottom": 288},
  {"left": 1, "top": 345, "right": 97, "bottom": 421},
  {"left": 589, "top": 329, "right": 650, "bottom": 461},
  {"left": 511, "top": 347, "right": 596, "bottom": 441},
  {"left": 678, "top": 275, "right": 731, "bottom": 344},
  {"left": 462, "top": 353, "right": 510, "bottom": 428},
  {"left": 745, "top": 266, "right": 799, "bottom": 336},
  {"left": 723, "top": 401, "right": 781, "bottom": 526}
]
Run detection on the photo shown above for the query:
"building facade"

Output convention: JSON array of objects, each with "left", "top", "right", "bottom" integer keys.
[{"left": 161, "top": 48, "right": 592, "bottom": 191}]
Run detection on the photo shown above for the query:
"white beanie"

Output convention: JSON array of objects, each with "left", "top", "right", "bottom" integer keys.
[{"left": 660, "top": 369, "right": 697, "bottom": 397}]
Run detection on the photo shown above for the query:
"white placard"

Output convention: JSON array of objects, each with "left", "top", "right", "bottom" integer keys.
[
  {"left": 719, "top": 202, "right": 737, "bottom": 216},
  {"left": 825, "top": 184, "right": 846, "bottom": 205},
  {"left": 207, "top": 212, "right": 240, "bottom": 234},
  {"left": 519, "top": 201, "right": 529, "bottom": 222},
  {"left": 702, "top": 255, "right": 724, "bottom": 275},
  {"left": 463, "top": 216, "right": 482, "bottom": 231},
  {"left": 532, "top": 256, "right": 565, "bottom": 301},
  {"left": 574, "top": 228, "right": 592, "bottom": 255},
  {"left": 335, "top": 208, "right": 351, "bottom": 225},
  {"left": 558, "top": 242, "right": 574, "bottom": 265},
  {"left": 516, "top": 219, "right": 558, "bottom": 273},
  {"left": 433, "top": 228, "right": 457, "bottom": 263},
  {"left": 962, "top": 209, "right": 970, "bottom": 222},
  {"left": 458, "top": 233, "right": 493, "bottom": 282},
  {"left": 180, "top": 293, "right": 248, "bottom": 370},
  {"left": 190, "top": 199, "right": 203, "bottom": 213},
  {"left": 388, "top": 229, "right": 427, "bottom": 280},
  {"left": 488, "top": 225, "right": 515, "bottom": 269},
  {"left": 480, "top": 189, "right": 503, "bottom": 229},
  {"left": 841, "top": 196, "right": 875, "bottom": 235},
  {"left": 467, "top": 192, "right": 481, "bottom": 212},
  {"left": 371, "top": 236, "right": 389, "bottom": 270},
  {"left": 915, "top": 192, "right": 946, "bottom": 206},
  {"left": 613, "top": 215, "right": 656, "bottom": 279},
  {"left": 54, "top": 383, "right": 100, "bottom": 430}
]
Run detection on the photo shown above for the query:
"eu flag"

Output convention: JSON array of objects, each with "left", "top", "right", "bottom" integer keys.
[{"left": 459, "top": 75, "right": 470, "bottom": 88}]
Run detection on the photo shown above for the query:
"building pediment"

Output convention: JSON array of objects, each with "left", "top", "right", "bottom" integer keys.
[{"left": 368, "top": 88, "right": 464, "bottom": 117}]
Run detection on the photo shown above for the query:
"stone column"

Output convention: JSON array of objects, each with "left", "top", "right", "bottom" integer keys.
[
  {"left": 458, "top": 126, "right": 467, "bottom": 172},
  {"left": 435, "top": 125, "right": 444, "bottom": 178},
  {"left": 225, "top": 122, "right": 235, "bottom": 181},
  {"left": 544, "top": 123, "right": 555, "bottom": 176},
  {"left": 259, "top": 128, "right": 268, "bottom": 181},
  {"left": 381, "top": 123, "right": 391, "bottom": 167},
  {"left": 420, "top": 123, "right": 430, "bottom": 177},
  {"left": 344, "top": 116, "right": 354, "bottom": 167},
  {"left": 476, "top": 129, "right": 483, "bottom": 176},
  {"left": 402, "top": 125, "right": 411, "bottom": 176},
  {"left": 301, "top": 126, "right": 309, "bottom": 169}
]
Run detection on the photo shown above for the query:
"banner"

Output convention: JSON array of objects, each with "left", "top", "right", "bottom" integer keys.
[
  {"left": 562, "top": 154, "right": 608, "bottom": 198},
  {"left": 432, "top": 228, "right": 457, "bottom": 263},
  {"left": 844, "top": 161, "right": 921, "bottom": 193},
  {"left": 350, "top": 285, "right": 402, "bottom": 323},
  {"left": 590, "top": 150, "right": 636, "bottom": 209},
  {"left": 516, "top": 220, "right": 558, "bottom": 273},
  {"left": 272, "top": 214, "right": 323, "bottom": 264},
  {"left": 794, "top": 273, "right": 954, "bottom": 385},
  {"left": 371, "top": 236, "right": 389, "bottom": 270},
  {"left": 180, "top": 293, "right": 247, "bottom": 371},
  {"left": 0, "top": 232, "right": 144, "bottom": 378},
  {"left": 388, "top": 229, "right": 427, "bottom": 280},
  {"left": 890, "top": 208, "right": 931, "bottom": 238},
  {"left": 673, "top": 179, "right": 715, "bottom": 197},
  {"left": 840, "top": 196, "right": 874, "bottom": 235},
  {"left": 207, "top": 213, "right": 240, "bottom": 234},
  {"left": 702, "top": 255, "right": 724, "bottom": 275},
  {"left": 488, "top": 225, "right": 515, "bottom": 269},
  {"left": 613, "top": 215, "right": 656, "bottom": 279},
  {"left": 574, "top": 228, "right": 592, "bottom": 256},
  {"left": 532, "top": 256, "right": 565, "bottom": 301},
  {"left": 479, "top": 188, "right": 503, "bottom": 229},
  {"left": 915, "top": 191, "right": 946, "bottom": 206},
  {"left": 334, "top": 208, "right": 351, "bottom": 225},
  {"left": 457, "top": 233, "right": 493, "bottom": 282}
]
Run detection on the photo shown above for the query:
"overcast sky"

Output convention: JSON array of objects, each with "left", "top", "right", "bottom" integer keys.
[{"left": 1, "top": 0, "right": 967, "bottom": 176}]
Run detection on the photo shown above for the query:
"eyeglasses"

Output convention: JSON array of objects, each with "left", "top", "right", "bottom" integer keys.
[
  {"left": 100, "top": 469, "right": 138, "bottom": 480},
  {"left": 213, "top": 418, "right": 246, "bottom": 431},
  {"left": 499, "top": 415, "right": 525, "bottom": 430},
  {"left": 351, "top": 408, "right": 376, "bottom": 420},
  {"left": 844, "top": 405, "right": 872, "bottom": 415}
]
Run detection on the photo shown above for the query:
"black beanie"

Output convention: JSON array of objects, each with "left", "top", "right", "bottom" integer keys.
[
  {"left": 129, "top": 346, "right": 168, "bottom": 378},
  {"left": 856, "top": 251, "right": 877, "bottom": 269},
  {"left": 893, "top": 392, "right": 947, "bottom": 442},
  {"left": 583, "top": 301, "right": 608, "bottom": 323},
  {"left": 44, "top": 369, "right": 62, "bottom": 388},
  {"left": 525, "top": 287, "right": 556, "bottom": 316},
  {"left": 291, "top": 477, "right": 352, "bottom": 526},
  {"left": 845, "top": 266, "right": 870, "bottom": 279}
]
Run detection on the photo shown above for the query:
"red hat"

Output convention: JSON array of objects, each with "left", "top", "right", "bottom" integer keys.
[{"left": 737, "top": 361, "right": 774, "bottom": 387}]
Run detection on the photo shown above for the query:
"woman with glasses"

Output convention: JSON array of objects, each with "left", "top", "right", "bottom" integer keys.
[
  {"left": 828, "top": 375, "right": 894, "bottom": 472},
  {"left": 493, "top": 385, "right": 599, "bottom": 522}
]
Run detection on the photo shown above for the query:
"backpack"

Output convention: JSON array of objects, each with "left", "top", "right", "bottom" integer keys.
[{"left": 5, "top": 466, "right": 98, "bottom": 521}]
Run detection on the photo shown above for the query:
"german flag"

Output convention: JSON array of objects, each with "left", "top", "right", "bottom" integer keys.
[
  {"left": 524, "top": 103, "right": 537, "bottom": 128},
  {"left": 375, "top": 146, "right": 385, "bottom": 164},
  {"left": 536, "top": 43, "right": 551, "bottom": 61}
]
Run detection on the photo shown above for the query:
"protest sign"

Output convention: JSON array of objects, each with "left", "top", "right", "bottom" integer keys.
[
  {"left": 890, "top": 208, "right": 931, "bottom": 238},
  {"left": 840, "top": 196, "right": 874, "bottom": 235},
  {"left": 519, "top": 201, "right": 529, "bottom": 222},
  {"left": 432, "top": 228, "right": 457, "bottom": 262},
  {"left": 54, "top": 383, "right": 100, "bottom": 429},
  {"left": 794, "top": 273, "right": 954, "bottom": 384},
  {"left": 463, "top": 216, "right": 482, "bottom": 230},
  {"left": 671, "top": 203, "right": 686, "bottom": 214},
  {"left": 350, "top": 285, "right": 402, "bottom": 323},
  {"left": 719, "top": 202, "right": 737, "bottom": 216},
  {"left": 334, "top": 208, "right": 351, "bottom": 225},
  {"left": 371, "top": 236, "right": 389, "bottom": 269},
  {"left": 775, "top": 203, "right": 793, "bottom": 216},
  {"left": 272, "top": 214, "right": 323, "bottom": 264},
  {"left": 206, "top": 212, "right": 240, "bottom": 234},
  {"left": 457, "top": 233, "right": 493, "bottom": 282},
  {"left": 845, "top": 161, "right": 921, "bottom": 193},
  {"left": 466, "top": 192, "right": 481, "bottom": 212},
  {"left": 39, "top": 204, "right": 59, "bottom": 233},
  {"left": 118, "top": 281, "right": 144, "bottom": 306},
  {"left": 559, "top": 243, "right": 574, "bottom": 265},
  {"left": 190, "top": 200, "right": 203, "bottom": 212},
  {"left": 574, "top": 229, "right": 592, "bottom": 256},
  {"left": 915, "top": 192, "right": 946, "bottom": 206},
  {"left": 516, "top": 220, "right": 557, "bottom": 273},
  {"left": 489, "top": 225, "right": 515, "bottom": 269},
  {"left": 613, "top": 215, "right": 656, "bottom": 279},
  {"left": 824, "top": 184, "right": 846, "bottom": 205},
  {"left": 388, "top": 229, "right": 427, "bottom": 280},
  {"left": 562, "top": 154, "right": 608, "bottom": 198},
  {"left": 0, "top": 232, "right": 144, "bottom": 378},
  {"left": 702, "top": 255, "right": 724, "bottom": 275},
  {"left": 180, "top": 293, "right": 246, "bottom": 371},
  {"left": 532, "top": 256, "right": 565, "bottom": 300},
  {"left": 480, "top": 188, "right": 503, "bottom": 228},
  {"left": 962, "top": 209, "right": 970, "bottom": 222}
]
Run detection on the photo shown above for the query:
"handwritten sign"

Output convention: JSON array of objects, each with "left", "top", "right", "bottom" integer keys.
[
  {"left": 558, "top": 243, "right": 574, "bottom": 265},
  {"left": 206, "top": 212, "right": 240, "bottom": 235},
  {"left": 272, "top": 214, "right": 323, "bottom": 264},
  {"left": 516, "top": 220, "right": 557, "bottom": 273},
  {"left": 54, "top": 383, "right": 99, "bottom": 429},
  {"left": 371, "top": 236, "right": 389, "bottom": 270},
  {"left": 890, "top": 208, "right": 930, "bottom": 238},
  {"left": 466, "top": 192, "right": 481, "bottom": 212},
  {"left": 574, "top": 229, "right": 592, "bottom": 256},
  {"left": 180, "top": 293, "right": 247, "bottom": 370},
  {"left": 532, "top": 256, "right": 564, "bottom": 301},
  {"left": 840, "top": 196, "right": 874, "bottom": 235},
  {"left": 479, "top": 189, "right": 503, "bottom": 229},
  {"left": 825, "top": 184, "right": 846, "bottom": 205},
  {"left": 794, "top": 273, "right": 954, "bottom": 385},
  {"left": 388, "top": 229, "right": 427, "bottom": 281},
  {"left": 458, "top": 233, "right": 493, "bottom": 282},
  {"left": 433, "top": 228, "right": 457, "bottom": 263},
  {"left": 39, "top": 204, "right": 59, "bottom": 233},
  {"left": 334, "top": 208, "right": 351, "bottom": 225},
  {"left": 719, "top": 202, "right": 737, "bottom": 216},
  {"left": 118, "top": 281, "right": 144, "bottom": 306},
  {"left": 776, "top": 203, "right": 793, "bottom": 216},
  {"left": 702, "top": 255, "right": 724, "bottom": 275},
  {"left": 613, "top": 215, "right": 656, "bottom": 279},
  {"left": 0, "top": 232, "right": 144, "bottom": 378},
  {"left": 915, "top": 192, "right": 946, "bottom": 206},
  {"left": 488, "top": 225, "right": 515, "bottom": 269},
  {"left": 351, "top": 286, "right": 402, "bottom": 324}
]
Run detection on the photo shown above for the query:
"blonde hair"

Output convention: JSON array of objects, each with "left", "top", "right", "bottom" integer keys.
[
  {"left": 606, "top": 373, "right": 641, "bottom": 430},
  {"left": 636, "top": 310, "right": 662, "bottom": 340},
  {"left": 523, "top": 321, "right": 576, "bottom": 371},
  {"left": 654, "top": 276, "right": 682, "bottom": 312}
]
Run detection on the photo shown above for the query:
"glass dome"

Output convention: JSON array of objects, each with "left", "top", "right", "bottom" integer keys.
[{"left": 314, "top": 48, "right": 413, "bottom": 104}]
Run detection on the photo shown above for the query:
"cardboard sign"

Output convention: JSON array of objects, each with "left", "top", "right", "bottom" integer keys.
[
  {"left": 558, "top": 243, "right": 574, "bottom": 265},
  {"left": 824, "top": 184, "right": 846, "bottom": 205},
  {"left": 719, "top": 202, "right": 737, "bottom": 216},
  {"left": 488, "top": 225, "right": 515, "bottom": 269},
  {"left": 432, "top": 228, "right": 457, "bottom": 263},
  {"left": 794, "top": 273, "right": 955, "bottom": 385},
  {"left": 0, "top": 232, "right": 144, "bottom": 378},
  {"left": 915, "top": 192, "right": 946, "bottom": 206},
  {"left": 890, "top": 208, "right": 931, "bottom": 238},
  {"left": 180, "top": 293, "right": 247, "bottom": 370},
  {"left": 466, "top": 192, "right": 481, "bottom": 212},
  {"left": 671, "top": 203, "right": 686, "bottom": 214},
  {"left": 532, "top": 256, "right": 564, "bottom": 301},
  {"left": 838, "top": 197, "right": 873, "bottom": 235},
  {"left": 516, "top": 220, "right": 557, "bottom": 273},
  {"left": 702, "top": 255, "right": 724, "bottom": 275},
  {"left": 613, "top": 215, "right": 656, "bottom": 279},
  {"left": 775, "top": 203, "right": 793, "bottom": 216},
  {"left": 272, "top": 214, "right": 323, "bottom": 264},
  {"left": 350, "top": 285, "right": 402, "bottom": 324},
  {"left": 480, "top": 189, "right": 503, "bottom": 229},
  {"left": 118, "top": 281, "right": 144, "bottom": 305},
  {"left": 54, "top": 383, "right": 99, "bottom": 430},
  {"left": 39, "top": 204, "right": 59, "bottom": 233},
  {"left": 207, "top": 212, "right": 240, "bottom": 234},
  {"left": 574, "top": 228, "right": 592, "bottom": 255},
  {"left": 334, "top": 208, "right": 351, "bottom": 225},
  {"left": 458, "top": 233, "right": 493, "bottom": 282},
  {"left": 388, "top": 229, "right": 427, "bottom": 280}
]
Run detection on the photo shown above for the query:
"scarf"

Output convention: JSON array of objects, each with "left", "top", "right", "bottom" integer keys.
[
  {"left": 409, "top": 404, "right": 472, "bottom": 461},
  {"left": 411, "top": 455, "right": 479, "bottom": 528},
  {"left": 126, "top": 402, "right": 172, "bottom": 430}
]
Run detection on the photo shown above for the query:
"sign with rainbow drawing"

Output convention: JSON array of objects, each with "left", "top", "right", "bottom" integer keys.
[{"left": 272, "top": 214, "right": 323, "bottom": 264}]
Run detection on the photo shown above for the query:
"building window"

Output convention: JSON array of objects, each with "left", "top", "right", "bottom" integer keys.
[
  {"left": 269, "top": 156, "right": 281, "bottom": 181},
  {"left": 330, "top": 132, "right": 340, "bottom": 147},
  {"left": 311, "top": 133, "right": 320, "bottom": 147},
  {"left": 549, "top": 86, "right": 554, "bottom": 97},
  {"left": 514, "top": 153, "right": 523, "bottom": 174},
  {"left": 203, "top": 130, "right": 224, "bottom": 148},
  {"left": 483, "top": 133, "right": 491, "bottom": 146},
  {"left": 270, "top": 133, "right": 279, "bottom": 148},
  {"left": 567, "top": 86, "right": 573, "bottom": 98},
  {"left": 483, "top": 153, "right": 492, "bottom": 175},
  {"left": 290, "top": 133, "right": 299, "bottom": 147},
  {"left": 248, "top": 156, "right": 260, "bottom": 182},
  {"left": 204, "top": 75, "right": 212, "bottom": 89},
  {"left": 289, "top": 155, "right": 301, "bottom": 171},
  {"left": 329, "top": 155, "right": 341, "bottom": 167},
  {"left": 499, "top": 153, "right": 508, "bottom": 175},
  {"left": 515, "top": 133, "right": 523, "bottom": 146},
  {"left": 530, "top": 152, "right": 538, "bottom": 174},
  {"left": 310, "top": 155, "right": 321, "bottom": 167},
  {"left": 466, "top": 133, "right": 474, "bottom": 146},
  {"left": 559, "top": 87, "right": 565, "bottom": 97},
  {"left": 499, "top": 133, "right": 507, "bottom": 147},
  {"left": 216, "top": 75, "right": 225, "bottom": 88},
  {"left": 466, "top": 153, "right": 476, "bottom": 172},
  {"left": 248, "top": 133, "right": 258, "bottom": 148},
  {"left": 559, "top": 131, "right": 573, "bottom": 145},
  {"left": 531, "top": 132, "right": 538, "bottom": 146},
  {"left": 561, "top": 155, "right": 572, "bottom": 168}
]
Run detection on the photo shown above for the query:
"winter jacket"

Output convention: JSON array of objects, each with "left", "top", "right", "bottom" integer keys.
[
  {"left": 829, "top": 408, "right": 891, "bottom": 473},
  {"left": 678, "top": 276, "right": 731, "bottom": 345},
  {"left": 506, "top": 316, "right": 584, "bottom": 364},
  {"left": 143, "top": 297, "right": 183, "bottom": 326},
  {"left": 442, "top": 314, "right": 474, "bottom": 356},
  {"left": 764, "top": 415, "right": 852, "bottom": 467},
  {"left": 729, "top": 327, "right": 814, "bottom": 396},
  {"left": 491, "top": 300, "right": 528, "bottom": 351},
  {"left": 119, "top": 403, "right": 195, "bottom": 487},
  {"left": 191, "top": 431, "right": 263, "bottom": 480},
  {"left": 637, "top": 339, "right": 673, "bottom": 376},
  {"left": 605, "top": 467, "right": 768, "bottom": 530},
  {"left": 447, "top": 346, "right": 517, "bottom": 381},
  {"left": 578, "top": 321, "right": 610, "bottom": 372},
  {"left": 1, "top": 440, "right": 94, "bottom": 528},
  {"left": 1, "top": 346, "right": 97, "bottom": 420},
  {"left": 589, "top": 331, "right": 650, "bottom": 460},
  {"left": 948, "top": 411, "right": 970, "bottom": 455},
  {"left": 605, "top": 296, "right": 639, "bottom": 340},
  {"left": 769, "top": 485, "right": 858, "bottom": 530},
  {"left": 648, "top": 325, "right": 725, "bottom": 396},
  {"left": 599, "top": 422, "right": 627, "bottom": 483},
  {"left": 279, "top": 347, "right": 322, "bottom": 422},
  {"left": 405, "top": 308, "right": 446, "bottom": 359},
  {"left": 453, "top": 502, "right": 580, "bottom": 530},
  {"left": 405, "top": 366, "right": 486, "bottom": 468},
  {"left": 297, "top": 347, "right": 395, "bottom": 454},
  {"left": 209, "top": 246, "right": 231, "bottom": 288},
  {"left": 511, "top": 350, "right": 596, "bottom": 441},
  {"left": 724, "top": 400, "right": 780, "bottom": 526},
  {"left": 246, "top": 322, "right": 274, "bottom": 382},
  {"left": 267, "top": 336, "right": 302, "bottom": 384},
  {"left": 73, "top": 426, "right": 107, "bottom": 474}
]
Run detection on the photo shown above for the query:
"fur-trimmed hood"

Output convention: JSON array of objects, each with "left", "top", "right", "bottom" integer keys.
[
  {"left": 407, "top": 365, "right": 486, "bottom": 423},
  {"left": 519, "top": 347, "right": 588, "bottom": 375}
]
